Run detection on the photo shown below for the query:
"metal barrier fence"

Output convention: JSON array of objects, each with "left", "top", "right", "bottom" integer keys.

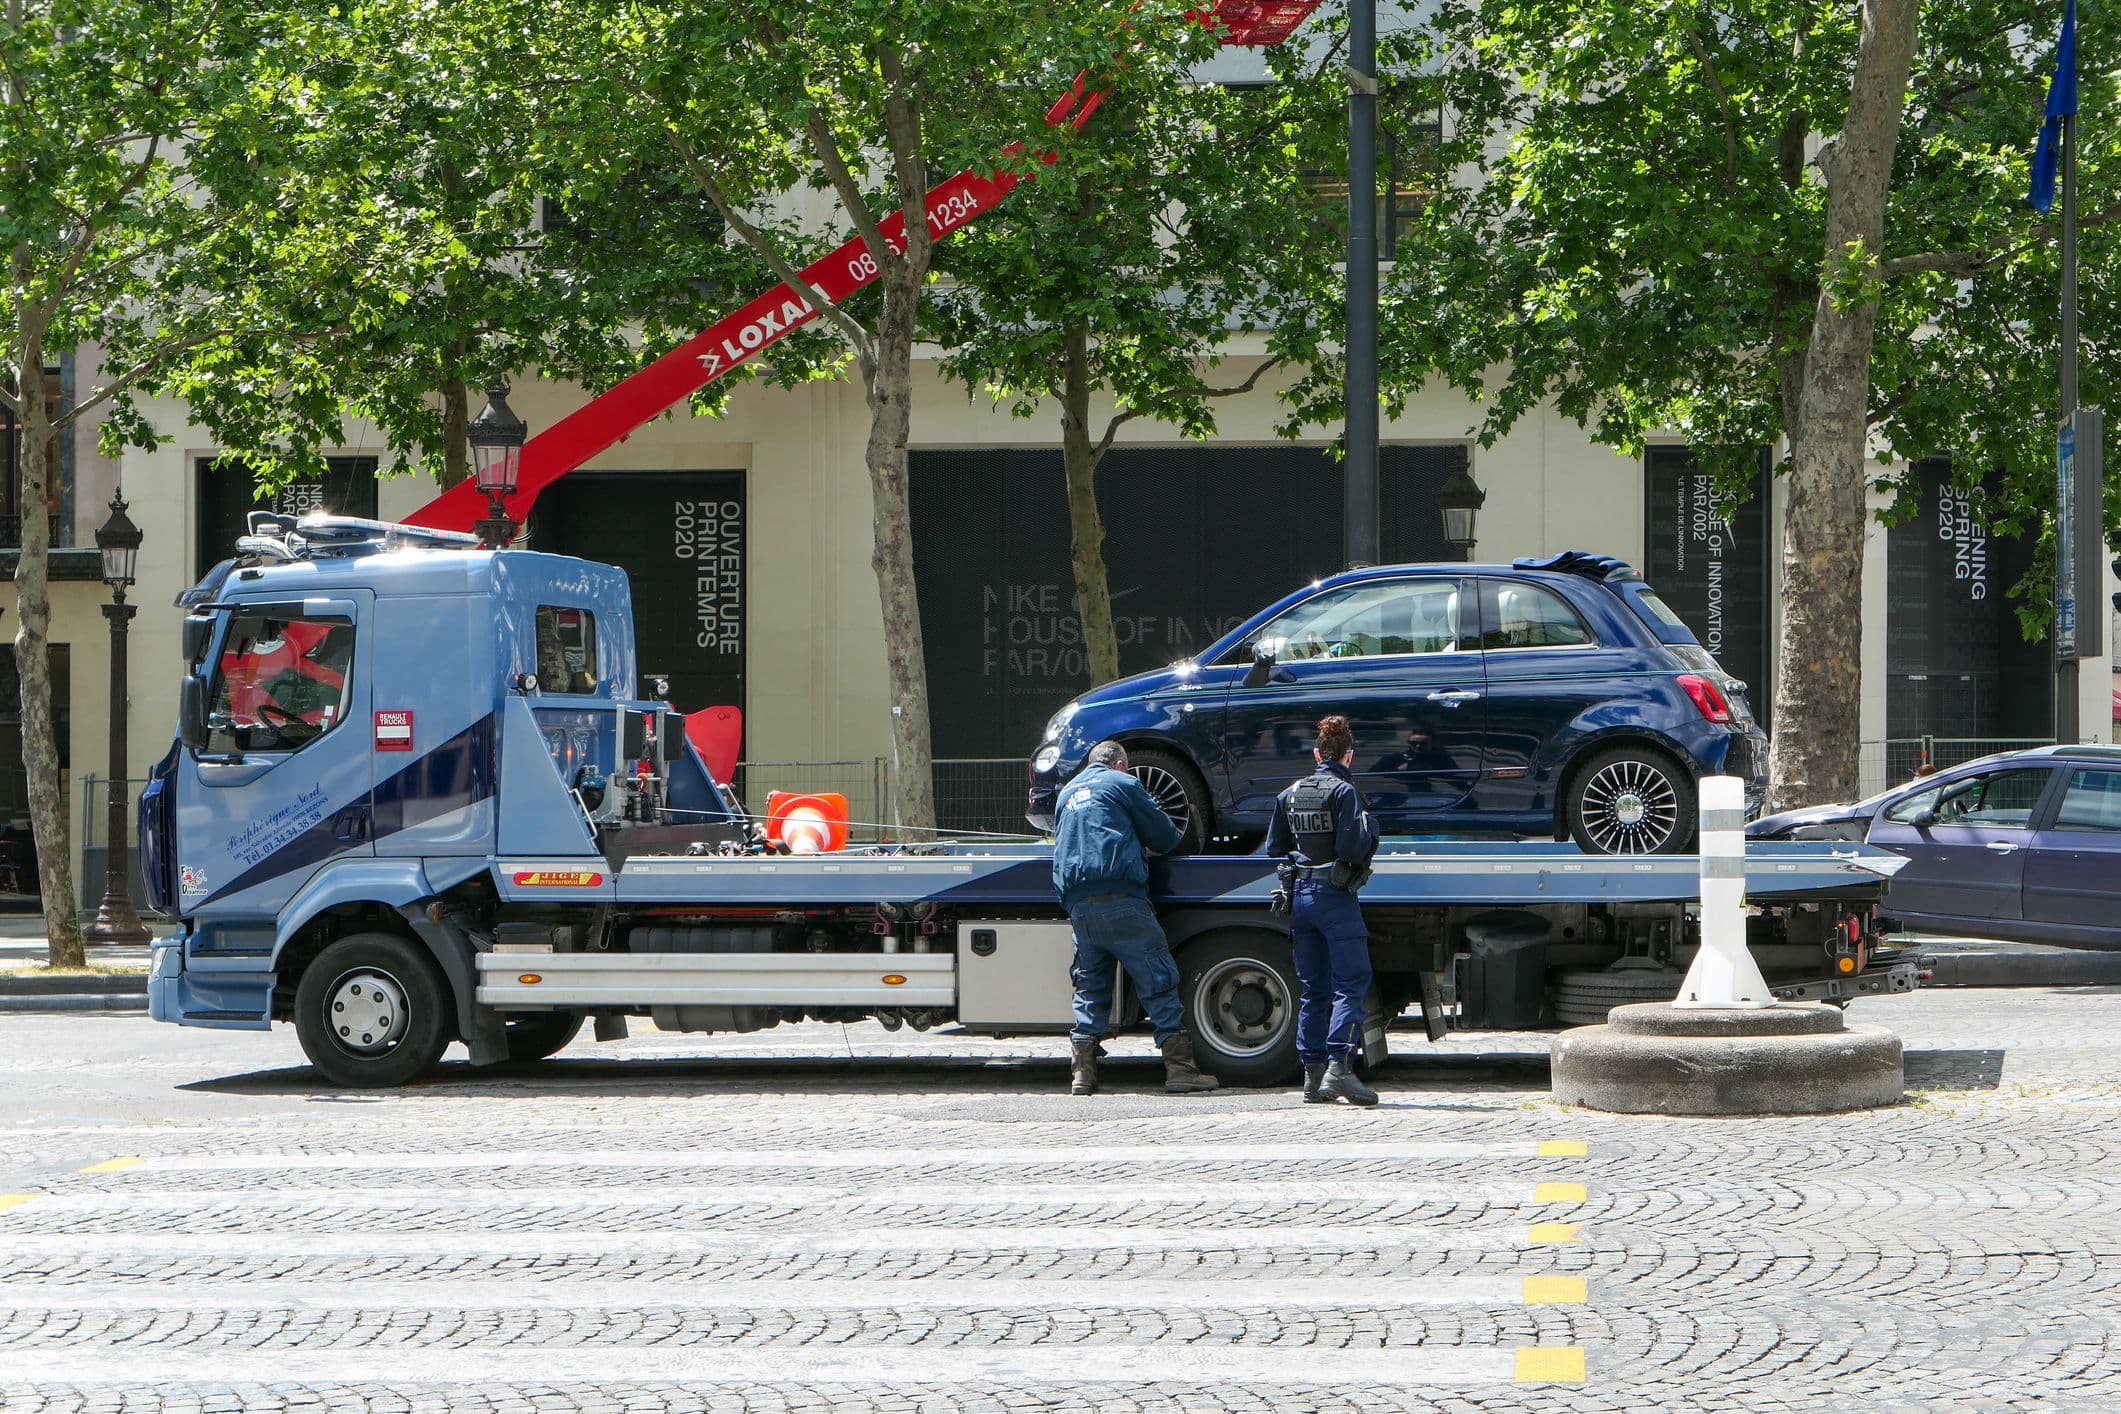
[
  {"left": 933, "top": 758, "right": 1039, "bottom": 839},
  {"left": 1856, "top": 737, "right": 2054, "bottom": 797}
]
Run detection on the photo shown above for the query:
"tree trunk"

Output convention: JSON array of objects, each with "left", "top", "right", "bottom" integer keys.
[
  {"left": 436, "top": 374, "right": 471, "bottom": 489},
  {"left": 1767, "top": 0, "right": 1921, "bottom": 810},
  {"left": 9, "top": 333, "right": 84, "bottom": 967},
  {"left": 865, "top": 275, "right": 937, "bottom": 834},
  {"left": 1058, "top": 325, "right": 1120, "bottom": 686}
]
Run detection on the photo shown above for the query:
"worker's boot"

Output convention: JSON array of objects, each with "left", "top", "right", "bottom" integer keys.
[
  {"left": 1069, "top": 1037, "right": 1101, "bottom": 1097},
  {"left": 1161, "top": 1031, "right": 1220, "bottom": 1094},
  {"left": 1320, "top": 1055, "right": 1379, "bottom": 1107},
  {"left": 1302, "top": 1061, "right": 1329, "bottom": 1103}
]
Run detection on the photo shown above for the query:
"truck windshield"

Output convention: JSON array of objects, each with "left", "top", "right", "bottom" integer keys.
[{"left": 207, "top": 612, "right": 356, "bottom": 753}]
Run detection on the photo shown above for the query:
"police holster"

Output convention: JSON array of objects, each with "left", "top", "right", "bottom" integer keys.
[{"left": 1270, "top": 861, "right": 1295, "bottom": 917}]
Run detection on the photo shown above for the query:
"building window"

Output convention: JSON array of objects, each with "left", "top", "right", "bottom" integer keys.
[{"left": 194, "top": 455, "right": 380, "bottom": 580}]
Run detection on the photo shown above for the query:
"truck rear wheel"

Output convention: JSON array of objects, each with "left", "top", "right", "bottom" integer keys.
[
  {"left": 294, "top": 933, "right": 452, "bottom": 1087},
  {"left": 501, "top": 1011, "right": 583, "bottom": 1063},
  {"left": 1179, "top": 932, "right": 1299, "bottom": 1087}
]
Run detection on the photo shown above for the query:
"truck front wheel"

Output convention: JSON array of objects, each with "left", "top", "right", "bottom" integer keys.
[
  {"left": 1178, "top": 932, "right": 1300, "bottom": 1087},
  {"left": 294, "top": 933, "right": 452, "bottom": 1087}
]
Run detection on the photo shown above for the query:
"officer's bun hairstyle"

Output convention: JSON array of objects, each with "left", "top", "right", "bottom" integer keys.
[
  {"left": 1316, "top": 715, "right": 1353, "bottom": 760},
  {"left": 1087, "top": 739, "right": 1129, "bottom": 769}
]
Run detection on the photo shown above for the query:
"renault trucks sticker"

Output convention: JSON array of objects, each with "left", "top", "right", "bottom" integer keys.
[{"left": 374, "top": 710, "right": 413, "bottom": 751}]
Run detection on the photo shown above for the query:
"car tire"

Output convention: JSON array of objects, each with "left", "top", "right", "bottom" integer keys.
[
  {"left": 499, "top": 1011, "right": 584, "bottom": 1064},
  {"left": 1564, "top": 745, "right": 1697, "bottom": 855},
  {"left": 1126, "top": 747, "right": 1212, "bottom": 854},
  {"left": 294, "top": 932, "right": 453, "bottom": 1087},
  {"left": 1178, "top": 930, "right": 1300, "bottom": 1086},
  {"left": 1551, "top": 966, "right": 1686, "bottom": 1026}
]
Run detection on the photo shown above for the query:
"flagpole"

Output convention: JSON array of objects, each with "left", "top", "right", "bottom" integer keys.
[{"left": 2056, "top": 68, "right": 2082, "bottom": 742}]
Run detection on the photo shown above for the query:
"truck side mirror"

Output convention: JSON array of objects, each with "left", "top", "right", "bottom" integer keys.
[
  {"left": 178, "top": 674, "right": 209, "bottom": 750},
  {"left": 1242, "top": 645, "right": 1276, "bottom": 690},
  {"left": 180, "top": 614, "right": 214, "bottom": 664}
]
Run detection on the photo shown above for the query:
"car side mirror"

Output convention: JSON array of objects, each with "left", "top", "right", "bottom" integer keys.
[
  {"left": 1908, "top": 807, "right": 1938, "bottom": 830},
  {"left": 178, "top": 674, "right": 209, "bottom": 750},
  {"left": 1242, "top": 645, "right": 1276, "bottom": 690}
]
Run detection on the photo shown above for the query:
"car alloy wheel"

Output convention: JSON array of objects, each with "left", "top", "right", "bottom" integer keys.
[
  {"left": 1578, "top": 758, "right": 1682, "bottom": 854},
  {"left": 1131, "top": 762, "right": 1193, "bottom": 834}
]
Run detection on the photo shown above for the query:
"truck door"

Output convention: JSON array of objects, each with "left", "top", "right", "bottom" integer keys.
[{"left": 175, "top": 592, "right": 375, "bottom": 919}]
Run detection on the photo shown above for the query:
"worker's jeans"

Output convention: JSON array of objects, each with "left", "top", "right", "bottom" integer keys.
[
  {"left": 1067, "top": 894, "right": 1187, "bottom": 1046},
  {"left": 1291, "top": 878, "right": 1371, "bottom": 1062}
]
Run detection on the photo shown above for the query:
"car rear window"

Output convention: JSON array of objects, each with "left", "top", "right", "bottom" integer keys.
[{"left": 2055, "top": 769, "right": 2121, "bottom": 831}]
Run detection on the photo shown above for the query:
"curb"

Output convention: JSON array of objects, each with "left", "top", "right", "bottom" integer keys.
[
  {"left": 0, "top": 974, "right": 149, "bottom": 997},
  {"left": 0, "top": 993, "right": 148, "bottom": 1014},
  {"left": 1920, "top": 948, "right": 2121, "bottom": 989}
]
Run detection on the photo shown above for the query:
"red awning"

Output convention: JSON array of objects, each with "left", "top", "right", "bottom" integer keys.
[{"left": 1204, "top": 1, "right": 1324, "bottom": 46}]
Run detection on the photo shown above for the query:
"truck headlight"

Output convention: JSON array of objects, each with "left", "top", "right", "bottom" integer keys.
[{"left": 1033, "top": 744, "right": 1062, "bottom": 773}]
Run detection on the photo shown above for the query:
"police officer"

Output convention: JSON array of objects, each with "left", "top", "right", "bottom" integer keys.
[
  {"left": 1265, "top": 714, "right": 1381, "bottom": 1105},
  {"left": 1052, "top": 740, "right": 1218, "bottom": 1097}
]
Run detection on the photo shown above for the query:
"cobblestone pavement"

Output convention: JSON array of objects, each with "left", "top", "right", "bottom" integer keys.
[{"left": 3, "top": 985, "right": 2120, "bottom": 1411}]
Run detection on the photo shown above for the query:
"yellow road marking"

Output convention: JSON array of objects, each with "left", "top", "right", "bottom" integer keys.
[
  {"left": 1535, "top": 1181, "right": 1588, "bottom": 1203},
  {"left": 1527, "top": 1221, "right": 1581, "bottom": 1244},
  {"left": 1537, "top": 1140, "right": 1588, "bottom": 1157},
  {"left": 1521, "top": 1275, "right": 1587, "bottom": 1305},
  {"left": 1515, "top": 1346, "right": 1587, "bottom": 1383},
  {"left": 76, "top": 1157, "right": 140, "bottom": 1174},
  {"left": 0, "top": 1194, "right": 35, "bottom": 1214}
]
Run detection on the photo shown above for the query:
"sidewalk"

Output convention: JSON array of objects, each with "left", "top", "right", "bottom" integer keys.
[{"left": 0, "top": 916, "right": 161, "bottom": 1012}]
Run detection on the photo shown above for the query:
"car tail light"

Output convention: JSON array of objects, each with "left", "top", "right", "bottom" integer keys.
[{"left": 1677, "top": 673, "right": 1733, "bottom": 724}]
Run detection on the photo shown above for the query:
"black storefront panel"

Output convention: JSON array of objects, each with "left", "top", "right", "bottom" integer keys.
[
  {"left": 1885, "top": 458, "right": 2048, "bottom": 739},
  {"left": 1642, "top": 446, "right": 1772, "bottom": 725},
  {"left": 911, "top": 444, "right": 1468, "bottom": 760},
  {"left": 535, "top": 471, "right": 745, "bottom": 715},
  {"left": 194, "top": 455, "right": 378, "bottom": 579}
]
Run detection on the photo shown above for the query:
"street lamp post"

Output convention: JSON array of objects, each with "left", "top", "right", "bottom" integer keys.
[
  {"left": 1438, "top": 463, "right": 1486, "bottom": 562},
  {"left": 83, "top": 492, "right": 151, "bottom": 946},
  {"left": 468, "top": 379, "right": 528, "bottom": 550}
]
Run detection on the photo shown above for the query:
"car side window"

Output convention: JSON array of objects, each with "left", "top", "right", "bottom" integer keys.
[
  {"left": 206, "top": 612, "right": 356, "bottom": 754},
  {"left": 1253, "top": 580, "right": 1466, "bottom": 661},
  {"left": 1885, "top": 768, "right": 2052, "bottom": 829},
  {"left": 2053, "top": 769, "right": 2121, "bottom": 832},
  {"left": 1480, "top": 580, "right": 1594, "bottom": 650}
]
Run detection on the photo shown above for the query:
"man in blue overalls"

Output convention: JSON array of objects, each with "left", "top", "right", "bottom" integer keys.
[
  {"left": 1052, "top": 740, "right": 1218, "bottom": 1097},
  {"left": 1265, "top": 714, "right": 1381, "bottom": 1105}
]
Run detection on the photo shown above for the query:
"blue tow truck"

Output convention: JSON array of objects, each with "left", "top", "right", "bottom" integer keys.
[{"left": 140, "top": 515, "right": 1919, "bottom": 1087}]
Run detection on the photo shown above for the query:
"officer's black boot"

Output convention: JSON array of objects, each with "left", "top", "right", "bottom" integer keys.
[
  {"left": 1302, "top": 1061, "right": 1329, "bottom": 1103},
  {"left": 1069, "top": 1038, "right": 1100, "bottom": 1096},
  {"left": 1320, "top": 1055, "right": 1379, "bottom": 1106},
  {"left": 1161, "top": 1031, "right": 1220, "bottom": 1093}
]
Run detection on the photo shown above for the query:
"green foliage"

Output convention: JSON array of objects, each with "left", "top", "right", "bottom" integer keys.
[
  {"left": 927, "top": 24, "right": 1347, "bottom": 447},
  {"left": 1361, "top": 0, "right": 2119, "bottom": 574}
]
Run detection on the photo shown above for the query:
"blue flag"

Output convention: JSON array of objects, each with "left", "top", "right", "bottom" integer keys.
[{"left": 2029, "top": 0, "right": 2079, "bottom": 213}]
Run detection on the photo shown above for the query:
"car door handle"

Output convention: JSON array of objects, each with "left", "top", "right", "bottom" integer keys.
[
  {"left": 1427, "top": 690, "right": 1482, "bottom": 707},
  {"left": 1985, "top": 841, "right": 2020, "bottom": 854}
]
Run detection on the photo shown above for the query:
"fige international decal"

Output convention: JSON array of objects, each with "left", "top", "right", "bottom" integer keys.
[{"left": 511, "top": 870, "right": 605, "bottom": 887}]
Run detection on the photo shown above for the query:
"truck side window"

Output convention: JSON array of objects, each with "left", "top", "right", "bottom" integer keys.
[
  {"left": 535, "top": 606, "right": 598, "bottom": 694},
  {"left": 207, "top": 613, "right": 356, "bottom": 753}
]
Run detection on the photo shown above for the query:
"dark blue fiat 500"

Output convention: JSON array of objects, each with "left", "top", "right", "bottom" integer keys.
[{"left": 1025, "top": 551, "right": 1766, "bottom": 854}]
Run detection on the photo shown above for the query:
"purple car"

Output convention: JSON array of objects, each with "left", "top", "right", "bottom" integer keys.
[{"left": 1748, "top": 745, "right": 2121, "bottom": 949}]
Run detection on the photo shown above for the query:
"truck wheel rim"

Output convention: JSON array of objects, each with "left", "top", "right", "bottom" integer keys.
[
  {"left": 1579, "top": 761, "right": 1679, "bottom": 853},
  {"left": 1192, "top": 958, "right": 1289, "bottom": 1058},
  {"left": 1131, "top": 764, "right": 1193, "bottom": 835},
  {"left": 325, "top": 968, "right": 410, "bottom": 1055}
]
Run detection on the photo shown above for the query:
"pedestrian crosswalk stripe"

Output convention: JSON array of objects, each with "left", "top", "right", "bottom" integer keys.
[
  {"left": 1534, "top": 1181, "right": 1588, "bottom": 1202},
  {"left": 12, "top": 1346, "right": 1534, "bottom": 1386},
  {"left": 0, "top": 1222, "right": 1546, "bottom": 1261},
  {"left": 1536, "top": 1140, "right": 1588, "bottom": 1157},
  {"left": 1526, "top": 1222, "right": 1581, "bottom": 1244},
  {"left": 1520, "top": 1275, "right": 1587, "bottom": 1304},
  {"left": 1514, "top": 1346, "right": 1587, "bottom": 1383},
  {"left": 111, "top": 1142, "right": 1548, "bottom": 1171},
  {"left": 73, "top": 1157, "right": 139, "bottom": 1174}
]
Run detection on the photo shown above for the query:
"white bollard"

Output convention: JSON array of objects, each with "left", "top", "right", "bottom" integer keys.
[{"left": 1672, "top": 775, "right": 1774, "bottom": 1009}]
